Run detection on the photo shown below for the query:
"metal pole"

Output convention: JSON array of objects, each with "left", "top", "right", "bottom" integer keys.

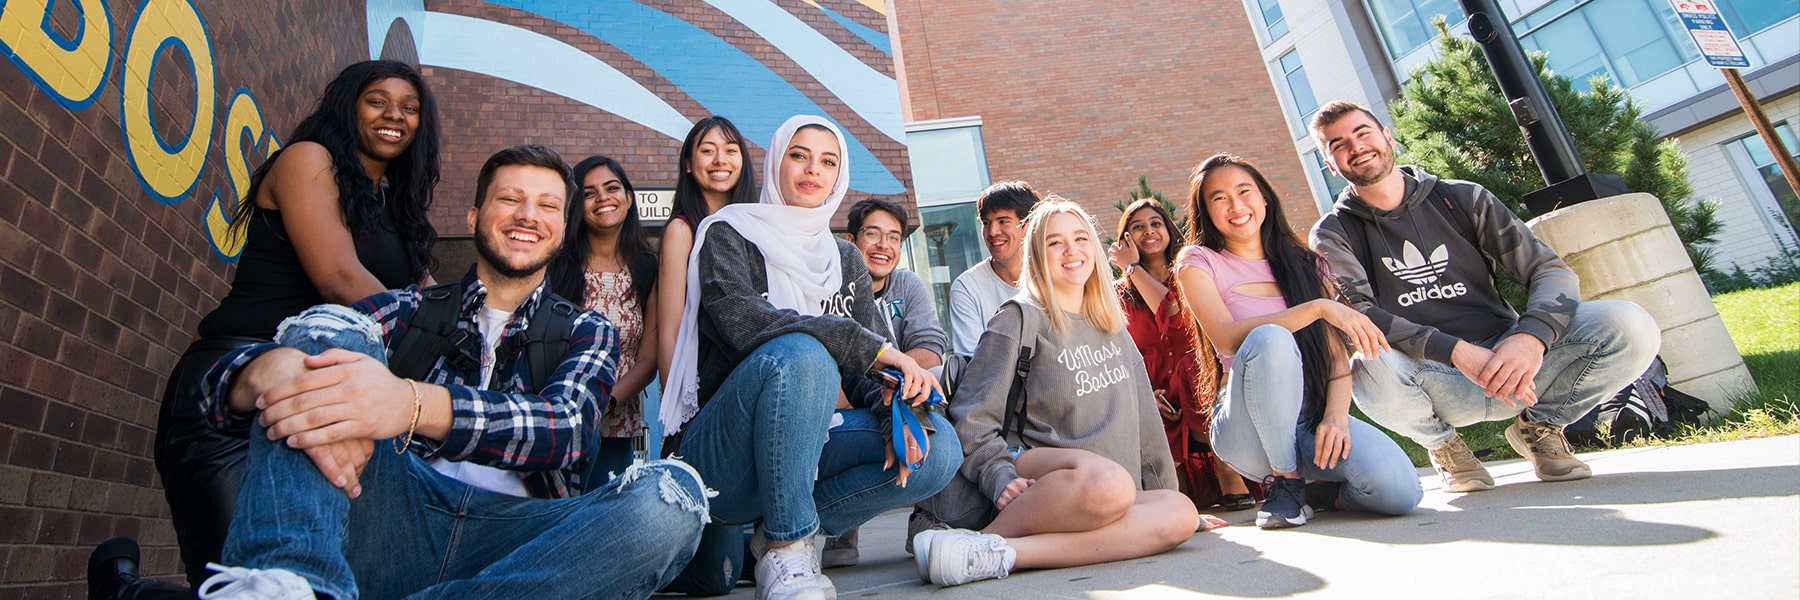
[
  {"left": 1456, "top": 0, "right": 1586, "bottom": 185},
  {"left": 1723, "top": 68, "right": 1800, "bottom": 236}
]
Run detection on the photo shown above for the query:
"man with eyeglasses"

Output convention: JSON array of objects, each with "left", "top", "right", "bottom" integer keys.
[{"left": 825, "top": 197, "right": 949, "bottom": 568}]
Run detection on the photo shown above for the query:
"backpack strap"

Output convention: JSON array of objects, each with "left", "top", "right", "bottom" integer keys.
[
  {"left": 998, "top": 300, "right": 1037, "bottom": 448},
  {"left": 391, "top": 281, "right": 477, "bottom": 381},
  {"left": 521, "top": 292, "right": 580, "bottom": 392}
]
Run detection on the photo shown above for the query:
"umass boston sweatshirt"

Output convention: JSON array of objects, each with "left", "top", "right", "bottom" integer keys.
[
  {"left": 950, "top": 297, "right": 1176, "bottom": 505},
  {"left": 1310, "top": 166, "right": 1581, "bottom": 365}
]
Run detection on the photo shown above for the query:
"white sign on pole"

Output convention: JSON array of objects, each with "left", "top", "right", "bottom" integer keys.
[{"left": 1669, "top": 1, "right": 1750, "bottom": 69}]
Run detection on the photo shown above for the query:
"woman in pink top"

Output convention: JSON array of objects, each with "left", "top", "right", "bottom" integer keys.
[{"left": 1176, "top": 153, "right": 1421, "bottom": 529}]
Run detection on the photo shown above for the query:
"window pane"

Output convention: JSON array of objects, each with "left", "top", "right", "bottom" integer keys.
[
  {"left": 1584, "top": 0, "right": 1682, "bottom": 86},
  {"left": 1370, "top": 0, "right": 1466, "bottom": 57},
  {"left": 1719, "top": 0, "right": 1799, "bottom": 37},
  {"left": 1524, "top": 15, "right": 1610, "bottom": 91},
  {"left": 907, "top": 126, "right": 990, "bottom": 204},
  {"left": 1739, "top": 124, "right": 1799, "bottom": 168},
  {"left": 1260, "top": 0, "right": 1289, "bottom": 39},
  {"left": 912, "top": 202, "right": 983, "bottom": 350},
  {"left": 1280, "top": 51, "right": 1319, "bottom": 118},
  {"left": 1310, "top": 151, "right": 1348, "bottom": 202}
]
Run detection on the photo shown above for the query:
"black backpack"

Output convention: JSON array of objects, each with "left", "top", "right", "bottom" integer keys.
[
  {"left": 389, "top": 281, "right": 580, "bottom": 390},
  {"left": 1566, "top": 356, "right": 1712, "bottom": 446}
]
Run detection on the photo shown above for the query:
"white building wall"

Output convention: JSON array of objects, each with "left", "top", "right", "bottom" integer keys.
[{"left": 1674, "top": 91, "right": 1800, "bottom": 272}]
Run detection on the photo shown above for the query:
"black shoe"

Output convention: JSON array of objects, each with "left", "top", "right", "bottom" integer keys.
[
  {"left": 1218, "top": 493, "right": 1257, "bottom": 511},
  {"left": 88, "top": 537, "right": 141, "bottom": 600},
  {"left": 1305, "top": 481, "right": 1345, "bottom": 513},
  {"left": 1255, "top": 476, "right": 1313, "bottom": 529}
]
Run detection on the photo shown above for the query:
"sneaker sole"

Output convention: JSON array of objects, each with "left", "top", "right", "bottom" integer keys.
[
  {"left": 1255, "top": 505, "right": 1314, "bottom": 529},
  {"left": 1505, "top": 426, "right": 1593, "bottom": 482},
  {"left": 1443, "top": 476, "right": 1496, "bottom": 492},
  {"left": 911, "top": 530, "right": 936, "bottom": 583},
  {"left": 820, "top": 549, "right": 858, "bottom": 569}
]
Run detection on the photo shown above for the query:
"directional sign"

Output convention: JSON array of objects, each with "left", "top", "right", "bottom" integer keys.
[{"left": 1669, "top": 1, "right": 1750, "bottom": 68}]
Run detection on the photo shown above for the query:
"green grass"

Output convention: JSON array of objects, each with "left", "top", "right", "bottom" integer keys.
[{"left": 1372, "top": 282, "right": 1800, "bottom": 468}]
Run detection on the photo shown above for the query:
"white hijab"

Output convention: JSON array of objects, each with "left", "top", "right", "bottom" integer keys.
[{"left": 660, "top": 115, "right": 852, "bottom": 433}]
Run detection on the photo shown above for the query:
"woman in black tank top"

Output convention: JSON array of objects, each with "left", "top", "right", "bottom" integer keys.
[{"left": 148, "top": 60, "right": 442, "bottom": 590}]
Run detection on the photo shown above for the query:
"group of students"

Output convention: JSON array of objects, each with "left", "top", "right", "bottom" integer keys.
[{"left": 94, "top": 59, "right": 1662, "bottom": 600}]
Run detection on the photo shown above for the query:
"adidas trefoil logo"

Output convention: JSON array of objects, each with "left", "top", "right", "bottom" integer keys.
[{"left": 1382, "top": 241, "right": 1449, "bottom": 285}]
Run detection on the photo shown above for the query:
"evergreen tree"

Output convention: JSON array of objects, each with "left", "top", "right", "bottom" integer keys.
[
  {"left": 1113, "top": 174, "right": 1186, "bottom": 241},
  {"left": 1390, "top": 19, "right": 1722, "bottom": 276}
]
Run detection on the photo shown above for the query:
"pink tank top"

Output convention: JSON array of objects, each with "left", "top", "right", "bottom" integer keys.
[{"left": 1178, "top": 246, "right": 1289, "bottom": 369}]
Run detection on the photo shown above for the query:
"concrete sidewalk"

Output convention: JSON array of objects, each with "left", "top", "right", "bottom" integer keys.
[{"left": 711, "top": 435, "right": 1800, "bottom": 599}]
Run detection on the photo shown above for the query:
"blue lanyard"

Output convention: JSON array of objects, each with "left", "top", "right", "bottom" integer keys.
[{"left": 881, "top": 368, "right": 944, "bottom": 472}]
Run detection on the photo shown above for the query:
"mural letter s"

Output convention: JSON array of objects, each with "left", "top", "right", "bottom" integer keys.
[{"left": 205, "top": 89, "right": 280, "bottom": 261}]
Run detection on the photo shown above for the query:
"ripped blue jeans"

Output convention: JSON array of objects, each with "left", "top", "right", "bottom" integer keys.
[{"left": 221, "top": 304, "right": 709, "bottom": 599}]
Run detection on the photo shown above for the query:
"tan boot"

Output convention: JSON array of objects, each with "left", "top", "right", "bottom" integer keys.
[
  {"left": 1506, "top": 415, "right": 1593, "bottom": 482},
  {"left": 1429, "top": 434, "right": 1495, "bottom": 492}
]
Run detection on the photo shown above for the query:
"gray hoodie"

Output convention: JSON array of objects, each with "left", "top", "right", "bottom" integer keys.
[
  {"left": 950, "top": 297, "right": 1176, "bottom": 505},
  {"left": 1310, "top": 166, "right": 1581, "bottom": 364}
]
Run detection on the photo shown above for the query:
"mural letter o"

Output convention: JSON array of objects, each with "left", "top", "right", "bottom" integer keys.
[
  {"left": 120, "top": 0, "right": 214, "bottom": 204},
  {"left": 0, "top": 0, "right": 114, "bottom": 110}
]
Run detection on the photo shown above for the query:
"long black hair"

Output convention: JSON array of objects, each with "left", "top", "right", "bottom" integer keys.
[
  {"left": 1186, "top": 153, "right": 1336, "bottom": 432},
  {"left": 549, "top": 156, "right": 658, "bottom": 308},
  {"left": 233, "top": 60, "right": 440, "bottom": 279},
  {"left": 669, "top": 116, "right": 757, "bottom": 227}
]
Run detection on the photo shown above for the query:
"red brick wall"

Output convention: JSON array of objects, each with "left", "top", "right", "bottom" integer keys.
[
  {"left": 1, "top": 1, "right": 367, "bottom": 595},
  {"left": 892, "top": 0, "right": 1320, "bottom": 231}
]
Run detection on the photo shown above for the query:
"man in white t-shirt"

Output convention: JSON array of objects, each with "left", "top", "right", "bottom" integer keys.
[{"left": 947, "top": 181, "right": 1041, "bottom": 358}]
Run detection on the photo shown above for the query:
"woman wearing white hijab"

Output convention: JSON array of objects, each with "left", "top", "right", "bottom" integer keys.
[{"left": 665, "top": 115, "right": 959, "bottom": 600}]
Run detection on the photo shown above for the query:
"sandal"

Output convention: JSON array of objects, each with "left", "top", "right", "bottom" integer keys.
[{"left": 1219, "top": 494, "right": 1257, "bottom": 511}]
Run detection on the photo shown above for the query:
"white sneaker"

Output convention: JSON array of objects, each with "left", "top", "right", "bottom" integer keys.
[
  {"left": 197, "top": 564, "right": 313, "bottom": 600},
  {"left": 910, "top": 529, "right": 941, "bottom": 582},
  {"left": 753, "top": 534, "right": 830, "bottom": 600},
  {"left": 926, "top": 529, "right": 1016, "bottom": 587}
]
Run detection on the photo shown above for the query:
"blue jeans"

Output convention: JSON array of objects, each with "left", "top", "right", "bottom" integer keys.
[
  {"left": 222, "top": 305, "right": 708, "bottom": 599},
  {"left": 681, "top": 333, "right": 960, "bottom": 542},
  {"left": 1352, "top": 300, "right": 1660, "bottom": 449},
  {"left": 1211, "top": 325, "right": 1423, "bottom": 515}
]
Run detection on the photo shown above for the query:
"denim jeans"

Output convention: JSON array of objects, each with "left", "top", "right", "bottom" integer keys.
[
  {"left": 1210, "top": 325, "right": 1422, "bottom": 515},
  {"left": 1352, "top": 300, "right": 1660, "bottom": 449},
  {"left": 222, "top": 304, "right": 708, "bottom": 599},
  {"left": 680, "top": 333, "right": 960, "bottom": 542}
]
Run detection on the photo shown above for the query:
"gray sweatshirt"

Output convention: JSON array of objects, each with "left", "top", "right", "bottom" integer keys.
[
  {"left": 874, "top": 269, "right": 948, "bottom": 359},
  {"left": 694, "top": 223, "right": 885, "bottom": 405},
  {"left": 950, "top": 297, "right": 1176, "bottom": 505},
  {"left": 1310, "top": 167, "right": 1581, "bottom": 364}
]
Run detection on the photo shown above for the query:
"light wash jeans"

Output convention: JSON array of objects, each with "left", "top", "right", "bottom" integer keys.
[
  {"left": 221, "top": 304, "right": 708, "bottom": 599},
  {"left": 680, "top": 333, "right": 961, "bottom": 542},
  {"left": 1352, "top": 300, "right": 1660, "bottom": 449},
  {"left": 1211, "top": 324, "right": 1423, "bottom": 515}
]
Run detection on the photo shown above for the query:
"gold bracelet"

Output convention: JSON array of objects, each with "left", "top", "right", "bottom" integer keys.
[{"left": 395, "top": 379, "right": 422, "bottom": 455}]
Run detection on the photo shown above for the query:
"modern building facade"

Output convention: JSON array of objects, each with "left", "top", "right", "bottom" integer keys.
[
  {"left": 1244, "top": 0, "right": 1799, "bottom": 272},
  {"left": 890, "top": 0, "right": 1315, "bottom": 350}
]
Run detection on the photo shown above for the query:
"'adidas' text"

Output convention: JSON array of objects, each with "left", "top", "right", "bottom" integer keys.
[{"left": 1396, "top": 282, "right": 1469, "bottom": 307}]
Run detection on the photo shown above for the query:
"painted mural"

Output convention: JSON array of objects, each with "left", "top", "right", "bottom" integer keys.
[
  {"left": 3, "top": 0, "right": 908, "bottom": 262},
  {"left": 368, "top": 0, "right": 906, "bottom": 195}
]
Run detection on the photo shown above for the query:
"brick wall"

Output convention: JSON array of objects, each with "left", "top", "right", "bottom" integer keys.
[
  {"left": 2, "top": 0, "right": 913, "bottom": 595},
  {"left": 1, "top": 1, "right": 365, "bottom": 595},
  {"left": 892, "top": 0, "right": 1319, "bottom": 231}
]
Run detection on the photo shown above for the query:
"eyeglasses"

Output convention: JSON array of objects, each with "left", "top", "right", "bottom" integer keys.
[{"left": 857, "top": 228, "right": 904, "bottom": 245}]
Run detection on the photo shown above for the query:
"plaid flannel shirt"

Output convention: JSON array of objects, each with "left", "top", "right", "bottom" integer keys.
[{"left": 201, "top": 271, "right": 619, "bottom": 498}]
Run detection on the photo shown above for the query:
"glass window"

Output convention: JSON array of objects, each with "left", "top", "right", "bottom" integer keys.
[
  {"left": 910, "top": 202, "right": 984, "bottom": 350},
  {"left": 1279, "top": 51, "right": 1319, "bottom": 121},
  {"left": 1368, "top": 0, "right": 1466, "bottom": 58},
  {"left": 1309, "top": 150, "right": 1349, "bottom": 208},
  {"left": 1718, "top": 0, "right": 1799, "bottom": 38},
  {"left": 1518, "top": 0, "right": 1693, "bottom": 91},
  {"left": 906, "top": 124, "right": 990, "bottom": 205},
  {"left": 1736, "top": 124, "right": 1800, "bottom": 229},
  {"left": 1258, "top": 0, "right": 1289, "bottom": 41}
]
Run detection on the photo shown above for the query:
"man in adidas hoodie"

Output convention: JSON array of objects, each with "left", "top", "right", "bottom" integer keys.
[{"left": 1307, "top": 101, "right": 1659, "bottom": 492}]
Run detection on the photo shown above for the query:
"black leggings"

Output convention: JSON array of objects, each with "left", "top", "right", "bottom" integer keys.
[{"left": 152, "top": 337, "right": 263, "bottom": 589}]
